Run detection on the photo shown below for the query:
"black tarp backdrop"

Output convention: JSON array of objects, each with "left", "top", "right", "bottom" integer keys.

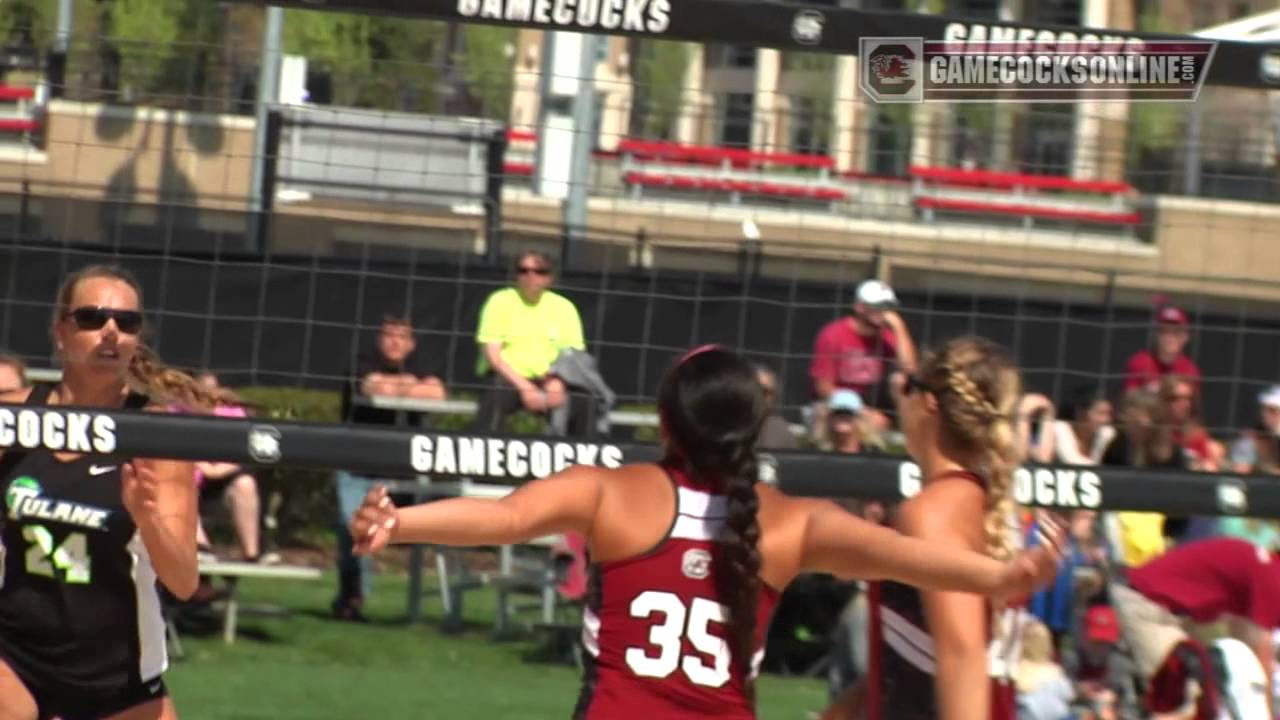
[
  {"left": 232, "top": 0, "right": 1280, "bottom": 89},
  {"left": 3, "top": 240, "right": 1278, "bottom": 434}
]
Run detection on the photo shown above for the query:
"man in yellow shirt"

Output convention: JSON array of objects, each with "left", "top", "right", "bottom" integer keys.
[{"left": 474, "top": 251, "right": 585, "bottom": 431}]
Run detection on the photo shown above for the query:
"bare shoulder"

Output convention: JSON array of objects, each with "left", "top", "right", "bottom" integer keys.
[
  {"left": 757, "top": 483, "right": 844, "bottom": 533},
  {"left": 897, "top": 479, "right": 985, "bottom": 543},
  {"left": 0, "top": 387, "right": 33, "bottom": 405}
]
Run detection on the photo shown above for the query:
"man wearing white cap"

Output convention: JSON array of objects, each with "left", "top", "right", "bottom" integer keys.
[
  {"left": 1228, "top": 386, "right": 1280, "bottom": 476},
  {"left": 809, "top": 279, "right": 917, "bottom": 431}
]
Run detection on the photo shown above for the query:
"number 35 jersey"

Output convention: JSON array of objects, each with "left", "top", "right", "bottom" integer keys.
[
  {"left": 573, "top": 464, "right": 780, "bottom": 720},
  {"left": 0, "top": 383, "right": 167, "bottom": 692}
]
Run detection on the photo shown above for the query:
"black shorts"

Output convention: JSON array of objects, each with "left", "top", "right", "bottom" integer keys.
[{"left": 0, "top": 646, "right": 166, "bottom": 720}]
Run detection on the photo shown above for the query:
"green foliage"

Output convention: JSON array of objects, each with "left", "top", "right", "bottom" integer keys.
[
  {"left": 0, "top": 0, "right": 55, "bottom": 51},
  {"left": 283, "top": 8, "right": 374, "bottom": 107},
  {"left": 233, "top": 386, "right": 342, "bottom": 545},
  {"left": 632, "top": 40, "right": 690, "bottom": 138},
  {"left": 104, "top": 0, "right": 183, "bottom": 96},
  {"left": 460, "top": 25, "right": 516, "bottom": 120}
]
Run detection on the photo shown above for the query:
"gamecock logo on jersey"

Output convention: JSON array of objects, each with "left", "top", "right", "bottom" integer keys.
[{"left": 682, "top": 549, "right": 711, "bottom": 580}]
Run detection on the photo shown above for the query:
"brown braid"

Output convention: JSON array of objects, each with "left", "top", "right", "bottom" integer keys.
[
  {"left": 53, "top": 264, "right": 235, "bottom": 411},
  {"left": 127, "top": 345, "right": 236, "bottom": 410}
]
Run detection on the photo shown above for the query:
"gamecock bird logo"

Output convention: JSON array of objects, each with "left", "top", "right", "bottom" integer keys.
[{"left": 865, "top": 43, "right": 917, "bottom": 96}]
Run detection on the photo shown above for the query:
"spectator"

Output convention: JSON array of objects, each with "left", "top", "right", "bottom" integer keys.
[
  {"left": 1158, "top": 375, "right": 1223, "bottom": 472},
  {"left": 190, "top": 372, "right": 272, "bottom": 564},
  {"left": 1017, "top": 393, "right": 1057, "bottom": 464},
  {"left": 1063, "top": 605, "right": 1131, "bottom": 720},
  {"left": 1123, "top": 304, "right": 1201, "bottom": 394},
  {"left": 754, "top": 364, "right": 798, "bottom": 450},
  {"left": 1219, "top": 386, "right": 1280, "bottom": 550},
  {"left": 332, "top": 314, "right": 445, "bottom": 621},
  {"left": 0, "top": 352, "right": 29, "bottom": 393},
  {"left": 1052, "top": 386, "right": 1115, "bottom": 466},
  {"left": 1014, "top": 618, "right": 1074, "bottom": 720},
  {"left": 820, "top": 389, "right": 883, "bottom": 456},
  {"left": 1027, "top": 509, "right": 1105, "bottom": 649},
  {"left": 1100, "top": 389, "right": 1185, "bottom": 568},
  {"left": 1229, "top": 385, "right": 1280, "bottom": 475},
  {"left": 474, "top": 251, "right": 585, "bottom": 433},
  {"left": 1112, "top": 537, "right": 1280, "bottom": 717},
  {"left": 809, "top": 279, "right": 916, "bottom": 432}
]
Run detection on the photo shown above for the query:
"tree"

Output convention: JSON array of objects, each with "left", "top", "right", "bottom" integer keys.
[
  {"left": 630, "top": 39, "right": 690, "bottom": 139},
  {"left": 459, "top": 25, "right": 516, "bottom": 120},
  {"left": 282, "top": 8, "right": 374, "bottom": 107}
]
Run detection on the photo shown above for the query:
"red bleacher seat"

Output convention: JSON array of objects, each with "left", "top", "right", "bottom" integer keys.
[
  {"left": 619, "top": 139, "right": 845, "bottom": 204},
  {"left": 909, "top": 165, "right": 1139, "bottom": 227}
]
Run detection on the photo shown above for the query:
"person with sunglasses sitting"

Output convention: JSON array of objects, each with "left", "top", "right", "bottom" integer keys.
[
  {"left": 0, "top": 264, "right": 232, "bottom": 720},
  {"left": 473, "top": 250, "right": 586, "bottom": 433}
]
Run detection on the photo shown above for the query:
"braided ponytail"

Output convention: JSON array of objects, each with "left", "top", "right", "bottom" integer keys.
[
  {"left": 658, "top": 346, "right": 768, "bottom": 697},
  {"left": 923, "top": 337, "right": 1024, "bottom": 671},
  {"left": 127, "top": 345, "right": 236, "bottom": 411},
  {"left": 703, "top": 447, "right": 762, "bottom": 697}
]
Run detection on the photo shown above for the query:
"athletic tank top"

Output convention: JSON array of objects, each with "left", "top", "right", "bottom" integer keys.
[
  {"left": 573, "top": 463, "right": 781, "bottom": 720},
  {"left": 0, "top": 383, "right": 168, "bottom": 690},
  {"left": 866, "top": 470, "right": 1022, "bottom": 720}
]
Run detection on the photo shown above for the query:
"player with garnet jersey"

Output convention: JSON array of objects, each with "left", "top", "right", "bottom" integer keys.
[{"left": 351, "top": 344, "right": 1065, "bottom": 719}]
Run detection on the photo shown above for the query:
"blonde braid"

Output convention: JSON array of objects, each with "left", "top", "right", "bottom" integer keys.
[
  {"left": 127, "top": 345, "right": 236, "bottom": 411},
  {"left": 941, "top": 361, "right": 1020, "bottom": 562}
]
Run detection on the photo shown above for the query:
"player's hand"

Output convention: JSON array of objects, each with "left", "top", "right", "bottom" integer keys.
[
  {"left": 121, "top": 459, "right": 162, "bottom": 523},
  {"left": 351, "top": 485, "right": 399, "bottom": 556},
  {"left": 995, "top": 511, "right": 1066, "bottom": 599}
]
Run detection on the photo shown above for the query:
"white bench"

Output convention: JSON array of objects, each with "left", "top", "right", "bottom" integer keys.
[
  {"left": 186, "top": 560, "right": 322, "bottom": 648},
  {"left": 379, "top": 477, "right": 567, "bottom": 635},
  {"left": 357, "top": 395, "right": 660, "bottom": 429}
]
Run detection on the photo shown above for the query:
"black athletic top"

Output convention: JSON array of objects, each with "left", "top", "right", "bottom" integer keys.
[{"left": 0, "top": 383, "right": 168, "bottom": 691}]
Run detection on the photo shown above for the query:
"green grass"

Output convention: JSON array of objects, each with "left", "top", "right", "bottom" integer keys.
[{"left": 164, "top": 569, "right": 827, "bottom": 720}]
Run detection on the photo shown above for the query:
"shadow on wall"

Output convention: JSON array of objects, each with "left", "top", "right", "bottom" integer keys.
[{"left": 95, "top": 99, "right": 226, "bottom": 250}]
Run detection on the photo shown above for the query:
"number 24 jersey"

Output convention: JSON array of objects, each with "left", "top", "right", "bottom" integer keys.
[{"left": 0, "top": 384, "right": 167, "bottom": 692}]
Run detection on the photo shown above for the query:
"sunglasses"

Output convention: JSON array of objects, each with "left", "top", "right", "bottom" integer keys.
[
  {"left": 516, "top": 265, "right": 550, "bottom": 276},
  {"left": 900, "top": 374, "right": 931, "bottom": 396},
  {"left": 64, "top": 306, "right": 143, "bottom": 335}
]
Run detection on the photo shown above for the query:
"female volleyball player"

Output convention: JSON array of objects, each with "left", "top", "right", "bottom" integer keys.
[
  {"left": 823, "top": 335, "right": 1031, "bottom": 720},
  {"left": 351, "top": 344, "right": 1065, "bottom": 719},
  {"left": 0, "top": 265, "right": 227, "bottom": 720}
]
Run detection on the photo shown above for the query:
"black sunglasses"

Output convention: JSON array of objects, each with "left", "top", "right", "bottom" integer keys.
[
  {"left": 64, "top": 306, "right": 143, "bottom": 335},
  {"left": 900, "top": 374, "right": 931, "bottom": 396},
  {"left": 516, "top": 265, "right": 550, "bottom": 276}
]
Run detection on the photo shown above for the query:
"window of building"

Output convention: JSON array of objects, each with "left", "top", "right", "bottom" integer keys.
[
  {"left": 791, "top": 97, "right": 830, "bottom": 155},
  {"left": 719, "top": 93, "right": 754, "bottom": 148}
]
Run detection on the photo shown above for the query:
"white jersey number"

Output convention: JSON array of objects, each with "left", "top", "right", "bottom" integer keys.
[
  {"left": 23, "top": 525, "right": 91, "bottom": 584},
  {"left": 625, "top": 590, "right": 732, "bottom": 688}
]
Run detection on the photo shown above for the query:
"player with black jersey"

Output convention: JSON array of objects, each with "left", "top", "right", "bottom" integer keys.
[{"left": 0, "top": 265, "right": 224, "bottom": 720}]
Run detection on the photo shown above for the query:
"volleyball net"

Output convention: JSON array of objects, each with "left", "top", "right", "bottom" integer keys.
[{"left": 0, "top": 1, "right": 1277, "bottom": 517}]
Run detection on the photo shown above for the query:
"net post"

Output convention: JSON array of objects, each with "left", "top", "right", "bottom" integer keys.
[
  {"left": 248, "top": 5, "right": 284, "bottom": 254},
  {"left": 485, "top": 126, "right": 508, "bottom": 265}
]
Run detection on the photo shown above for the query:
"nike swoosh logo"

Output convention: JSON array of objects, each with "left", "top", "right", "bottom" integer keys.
[{"left": 89, "top": 465, "right": 117, "bottom": 476}]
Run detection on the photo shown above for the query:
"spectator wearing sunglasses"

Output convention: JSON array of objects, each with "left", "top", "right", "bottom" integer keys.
[
  {"left": 0, "top": 352, "right": 28, "bottom": 394},
  {"left": 473, "top": 251, "right": 585, "bottom": 432},
  {"left": 0, "top": 264, "right": 234, "bottom": 720}
]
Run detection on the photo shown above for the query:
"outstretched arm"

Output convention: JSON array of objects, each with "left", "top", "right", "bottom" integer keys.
[
  {"left": 798, "top": 500, "right": 1063, "bottom": 600},
  {"left": 351, "top": 465, "right": 604, "bottom": 554}
]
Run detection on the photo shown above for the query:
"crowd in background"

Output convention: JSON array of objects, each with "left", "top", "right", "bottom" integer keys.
[{"left": 6, "top": 252, "right": 1276, "bottom": 720}]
